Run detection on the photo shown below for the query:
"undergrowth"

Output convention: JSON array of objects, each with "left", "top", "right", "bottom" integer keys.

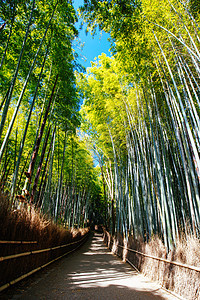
[
  {"left": 103, "top": 229, "right": 200, "bottom": 300},
  {"left": 0, "top": 193, "right": 88, "bottom": 248},
  {"left": 0, "top": 193, "right": 89, "bottom": 287}
]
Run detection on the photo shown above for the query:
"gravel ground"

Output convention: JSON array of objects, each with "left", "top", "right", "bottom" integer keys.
[{"left": 0, "top": 233, "right": 179, "bottom": 300}]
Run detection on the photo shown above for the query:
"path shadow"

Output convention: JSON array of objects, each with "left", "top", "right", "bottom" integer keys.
[{"left": 0, "top": 233, "right": 172, "bottom": 300}]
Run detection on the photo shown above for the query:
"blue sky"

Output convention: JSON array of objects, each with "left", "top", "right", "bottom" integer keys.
[{"left": 73, "top": 0, "right": 111, "bottom": 70}]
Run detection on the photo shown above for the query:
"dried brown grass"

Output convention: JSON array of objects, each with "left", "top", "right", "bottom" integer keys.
[
  {"left": 0, "top": 193, "right": 89, "bottom": 287},
  {"left": 103, "top": 229, "right": 200, "bottom": 300},
  {"left": 0, "top": 194, "right": 89, "bottom": 247}
]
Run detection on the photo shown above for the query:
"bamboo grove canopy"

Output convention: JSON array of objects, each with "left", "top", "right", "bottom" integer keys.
[
  {"left": 78, "top": 0, "right": 200, "bottom": 250},
  {"left": 0, "top": 0, "right": 200, "bottom": 251},
  {"left": 0, "top": 0, "right": 102, "bottom": 227}
]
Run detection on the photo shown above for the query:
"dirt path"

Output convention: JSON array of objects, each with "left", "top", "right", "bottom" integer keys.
[{"left": 1, "top": 233, "right": 179, "bottom": 300}]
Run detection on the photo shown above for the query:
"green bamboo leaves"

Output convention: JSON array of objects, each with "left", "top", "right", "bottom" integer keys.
[
  {"left": 0, "top": 1, "right": 99, "bottom": 227},
  {"left": 79, "top": 0, "right": 200, "bottom": 249}
]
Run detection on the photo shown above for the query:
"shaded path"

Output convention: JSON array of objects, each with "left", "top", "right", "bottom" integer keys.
[{"left": 1, "top": 233, "right": 178, "bottom": 299}]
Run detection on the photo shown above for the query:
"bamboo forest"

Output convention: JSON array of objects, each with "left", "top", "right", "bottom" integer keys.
[{"left": 1, "top": 0, "right": 200, "bottom": 263}]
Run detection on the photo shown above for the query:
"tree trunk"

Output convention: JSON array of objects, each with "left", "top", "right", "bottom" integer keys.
[
  {"left": 24, "top": 74, "right": 58, "bottom": 185},
  {"left": 30, "top": 125, "right": 51, "bottom": 203},
  {"left": 0, "top": 0, "right": 35, "bottom": 140}
]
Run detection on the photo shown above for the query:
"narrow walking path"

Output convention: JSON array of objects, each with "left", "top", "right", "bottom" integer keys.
[{"left": 1, "top": 233, "right": 178, "bottom": 299}]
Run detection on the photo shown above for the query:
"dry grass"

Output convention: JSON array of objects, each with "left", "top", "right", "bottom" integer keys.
[
  {"left": 0, "top": 193, "right": 89, "bottom": 287},
  {"left": 103, "top": 229, "right": 200, "bottom": 300},
  {"left": 0, "top": 194, "right": 89, "bottom": 248}
]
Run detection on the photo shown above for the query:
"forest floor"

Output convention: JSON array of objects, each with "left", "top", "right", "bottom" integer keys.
[{"left": 0, "top": 233, "right": 181, "bottom": 300}]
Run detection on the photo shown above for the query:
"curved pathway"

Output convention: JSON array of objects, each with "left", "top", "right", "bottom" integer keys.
[{"left": 1, "top": 233, "right": 179, "bottom": 299}]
